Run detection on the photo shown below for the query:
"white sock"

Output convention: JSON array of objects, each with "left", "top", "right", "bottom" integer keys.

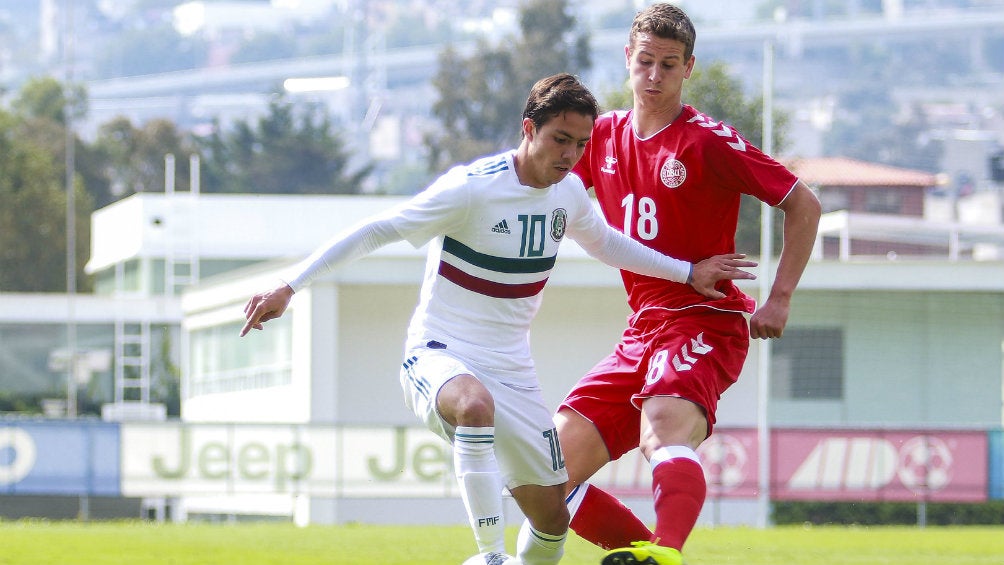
[
  {"left": 517, "top": 520, "right": 566, "bottom": 565},
  {"left": 455, "top": 426, "right": 505, "bottom": 554}
]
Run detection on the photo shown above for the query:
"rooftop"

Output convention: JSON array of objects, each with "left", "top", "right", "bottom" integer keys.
[{"left": 784, "top": 156, "right": 939, "bottom": 188}]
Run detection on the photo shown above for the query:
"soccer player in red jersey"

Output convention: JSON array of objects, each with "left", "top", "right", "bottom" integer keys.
[{"left": 553, "top": 4, "right": 822, "bottom": 565}]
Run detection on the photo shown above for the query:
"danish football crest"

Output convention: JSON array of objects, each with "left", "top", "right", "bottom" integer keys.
[
  {"left": 550, "top": 208, "right": 567, "bottom": 241},
  {"left": 660, "top": 158, "right": 686, "bottom": 188}
]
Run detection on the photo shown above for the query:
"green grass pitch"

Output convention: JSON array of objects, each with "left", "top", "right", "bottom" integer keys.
[{"left": 1, "top": 521, "right": 1002, "bottom": 564}]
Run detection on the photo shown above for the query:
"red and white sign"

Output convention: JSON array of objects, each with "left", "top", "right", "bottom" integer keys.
[
  {"left": 773, "top": 429, "right": 987, "bottom": 502},
  {"left": 591, "top": 427, "right": 762, "bottom": 498},
  {"left": 592, "top": 428, "right": 988, "bottom": 503},
  {"left": 699, "top": 428, "right": 759, "bottom": 497}
]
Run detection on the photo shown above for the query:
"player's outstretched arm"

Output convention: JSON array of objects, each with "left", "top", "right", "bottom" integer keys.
[
  {"left": 689, "top": 253, "right": 757, "bottom": 299},
  {"left": 240, "top": 283, "right": 294, "bottom": 337}
]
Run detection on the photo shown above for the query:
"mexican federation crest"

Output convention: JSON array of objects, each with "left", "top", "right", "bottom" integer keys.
[
  {"left": 550, "top": 208, "right": 567, "bottom": 242},
  {"left": 660, "top": 158, "right": 686, "bottom": 189}
]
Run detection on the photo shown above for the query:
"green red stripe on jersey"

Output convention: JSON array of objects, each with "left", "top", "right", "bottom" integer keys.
[{"left": 437, "top": 262, "right": 548, "bottom": 299}]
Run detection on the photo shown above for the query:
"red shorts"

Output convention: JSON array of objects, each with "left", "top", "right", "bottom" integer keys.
[{"left": 560, "top": 307, "right": 750, "bottom": 461}]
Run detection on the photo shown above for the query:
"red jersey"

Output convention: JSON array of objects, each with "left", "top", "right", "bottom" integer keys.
[{"left": 573, "top": 105, "right": 798, "bottom": 314}]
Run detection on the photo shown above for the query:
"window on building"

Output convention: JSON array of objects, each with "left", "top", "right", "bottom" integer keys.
[
  {"left": 819, "top": 188, "right": 849, "bottom": 213},
  {"left": 121, "top": 259, "right": 142, "bottom": 293},
  {"left": 0, "top": 323, "right": 116, "bottom": 413},
  {"left": 864, "top": 190, "right": 902, "bottom": 214},
  {"left": 771, "top": 327, "right": 844, "bottom": 400},
  {"left": 187, "top": 316, "right": 293, "bottom": 397}
]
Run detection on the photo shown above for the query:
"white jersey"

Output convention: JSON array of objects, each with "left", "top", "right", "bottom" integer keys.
[{"left": 285, "top": 150, "right": 691, "bottom": 387}]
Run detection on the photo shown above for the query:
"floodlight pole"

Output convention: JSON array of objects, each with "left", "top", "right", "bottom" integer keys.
[
  {"left": 63, "top": 0, "right": 89, "bottom": 521},
  {"left": 756, "top": 37, "right": 776, "bottom": 530},
  {"left": 63, "top": 0, "right": 77, "bottom": 420}
]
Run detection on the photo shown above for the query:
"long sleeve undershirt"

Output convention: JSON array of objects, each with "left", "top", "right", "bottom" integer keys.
[
  {"left": 284, "top": 216, "right": 402, "bottom": 292},
  {"left": 572, "top": 222, "right": 692, "bottom": 285}
]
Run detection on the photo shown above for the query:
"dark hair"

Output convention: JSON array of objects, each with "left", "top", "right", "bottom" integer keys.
[
  {"left": 522, "top": 73, "right": 598, "bottom": 134},
  {"left": 629, "top": 3, "right": 696, "bottom": 61}
]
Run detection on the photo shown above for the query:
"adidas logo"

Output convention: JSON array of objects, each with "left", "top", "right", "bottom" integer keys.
[
  {"left": 491, "top": 219, "right": 511, "bottom": 234},
  {"left": 484, "top": 553, "right": 512, "bottom": 565}
]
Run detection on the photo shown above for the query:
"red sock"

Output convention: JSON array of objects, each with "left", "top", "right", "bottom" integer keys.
[
  {"left": 567, "top": 483, "right": 653, "bottom": 550},
  {"left": 651, "top": 455, "right": 707, "bottom": 551}
]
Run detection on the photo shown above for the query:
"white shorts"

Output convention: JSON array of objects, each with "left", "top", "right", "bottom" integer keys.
[{"left": 400, "top": 347, "right": 568, "bottom": 490}]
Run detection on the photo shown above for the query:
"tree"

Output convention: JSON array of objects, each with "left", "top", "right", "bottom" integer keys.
[
  {"left": 10, "top": 77, "right": 128, "bottom": 213},
  {"left": 1, "top": 77, "right": 93, "bottom": 292},
  {"left": 11, "top": 76, "right": 86, "bottom": 125},
  {"left": 92, "top": 117, "right": 197, "bottom": 205},
  {"left": 602, "top": 61, "right": 791, "bottom": 255},
  {"left": 515, "top": 0, "right": 590, "bottom": 74},
  {"left": 0, "top": 109, "right": 91, "bottom": 292},
  {"left": 425, "top": 0, "right": 590, "bottom": 172},
  {"left": 197, "top": 94, "right": 371, "bottom": 194},
  {"left": 151, "top": 325, "right": 181, "bottom": 417},
  {"left": 426, "top": 44, "right": 520, "bottom": 172}
]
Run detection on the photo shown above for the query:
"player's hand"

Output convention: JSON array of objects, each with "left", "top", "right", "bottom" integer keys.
[
  {"left": 689, "top": 253, "right": 757, "bottom": 299},
  {"left": 239, "top": 283, "right": 295, "bottom": 337},
  {"left": 749, "top": 296, "right": 790, "bottom": 339}
]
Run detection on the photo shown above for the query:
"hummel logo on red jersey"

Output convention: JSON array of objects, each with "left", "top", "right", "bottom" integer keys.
[
  {"left": 687, "top": 114, "right": 747, "bottom": 151},
  {"left": 491, "top": 219, "right": 511, "bottom": 234},
  {"left": 600, "top": 155, "right": 618, "bottom": 174},
  {"left": 672, "top": 332, "right": 714, "bottom": 371}
]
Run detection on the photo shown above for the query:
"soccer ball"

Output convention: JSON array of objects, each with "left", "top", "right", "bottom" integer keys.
[{"left": 460, "top": 551, "right": 519, "bottom": 565}]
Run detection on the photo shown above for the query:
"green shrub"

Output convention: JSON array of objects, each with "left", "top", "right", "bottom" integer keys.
[{"left": 773, "top": 500, "right": 1004, "bottom": 525}]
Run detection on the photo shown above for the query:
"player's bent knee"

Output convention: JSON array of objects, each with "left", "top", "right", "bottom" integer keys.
[
  {"left": 437, "top": 375, "right": 495, "bottom": 427},
  {"left": 450, "top": 395, "right": 494, "bottom": 426}
]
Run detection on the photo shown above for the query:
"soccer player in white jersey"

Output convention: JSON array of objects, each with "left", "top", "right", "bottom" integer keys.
[
  {"left": 240, "top": 73, "right": 756, "bottom": 565},
  {"left": 548, "top": 5, "right": 823, "bottom": 565}
]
